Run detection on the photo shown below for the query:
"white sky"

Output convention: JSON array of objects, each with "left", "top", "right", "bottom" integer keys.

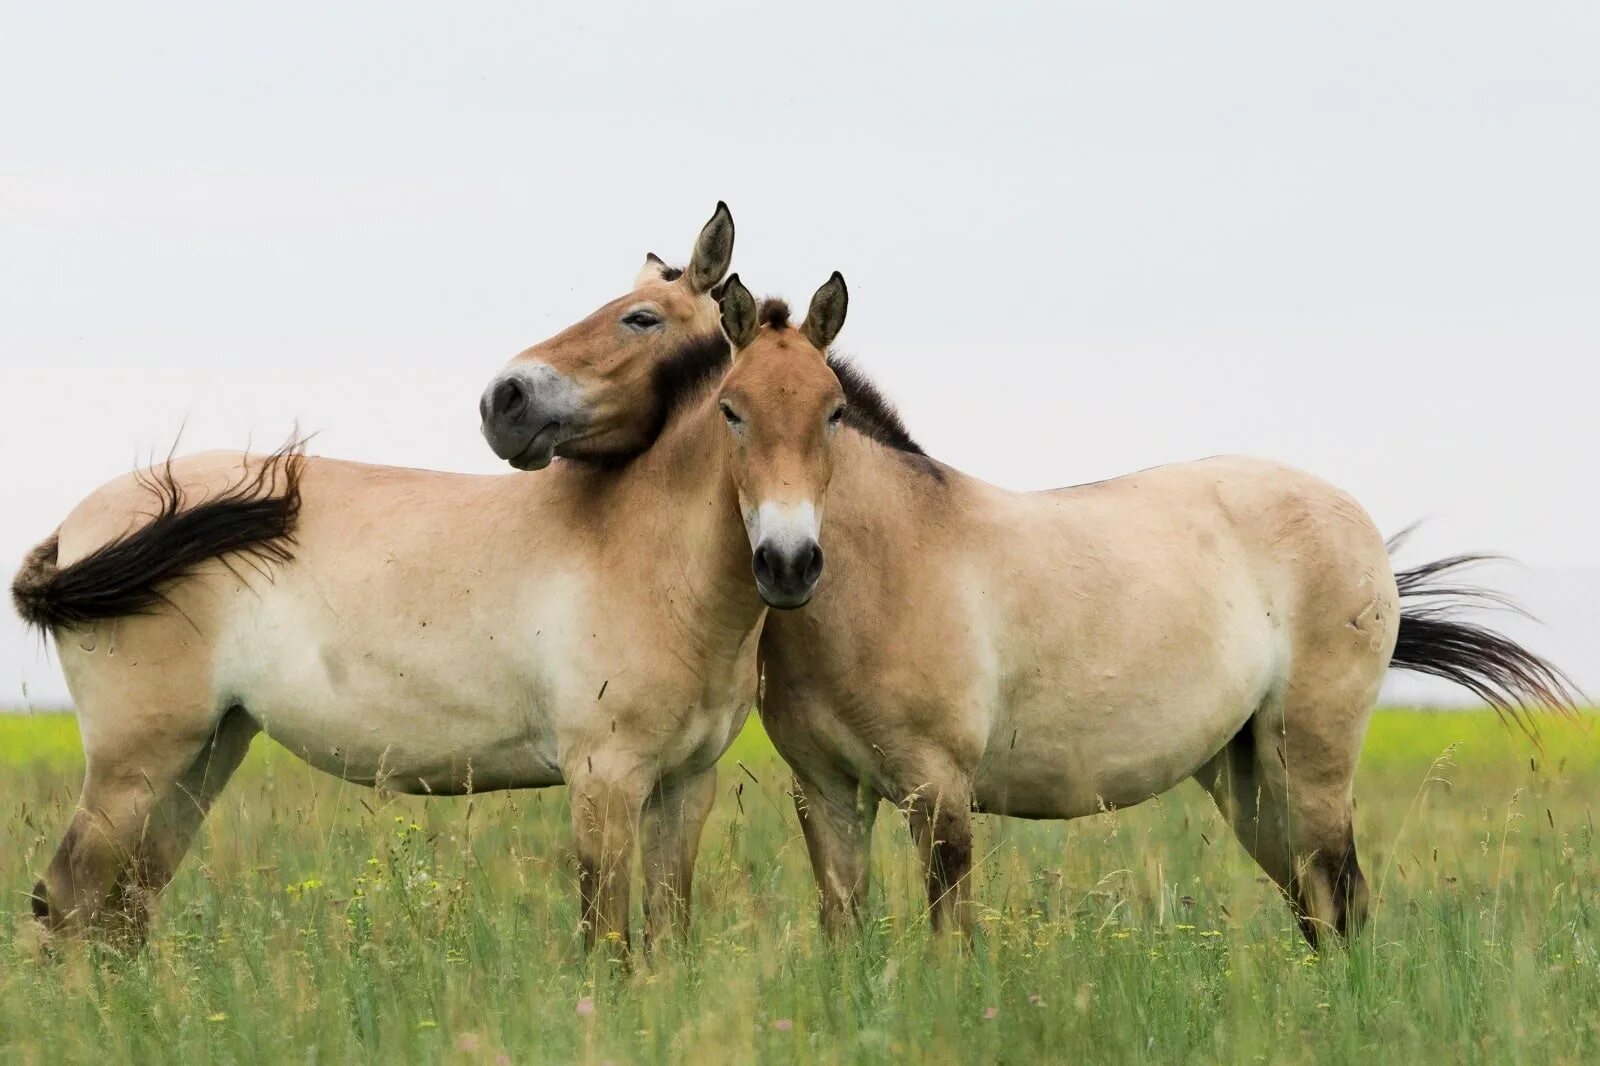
[{"left": 3, "top": 4, "right": 1598, "bottom": 705}]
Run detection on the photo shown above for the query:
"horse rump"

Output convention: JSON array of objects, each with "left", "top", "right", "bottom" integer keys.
[{"left": 11, "top": 438, "right": 307, "bottom": 633}]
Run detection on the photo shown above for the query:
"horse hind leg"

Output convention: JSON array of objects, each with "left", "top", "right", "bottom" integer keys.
[
  {"left": 1193, "top": 688, "right": 1371, "bottom": 949},
  {"left": 1295, "top": 830, "right": 1369, "bottom": 948},
  {"left": 32, "top": 706, "right": 257, "bottom": 944},
  {"left": 901, "top": 762, "right": 976, "bottom": 938}
]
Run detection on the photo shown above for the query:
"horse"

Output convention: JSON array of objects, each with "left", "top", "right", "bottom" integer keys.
[
  {"left": 477, "top": 285, "right": 1576, "bottom": 949},
  {"left": 761, "top": 451, "right": 1575, "bottom": 947},
  {"left": 10, "top": 199, "right": 844, "bottom": 956}
]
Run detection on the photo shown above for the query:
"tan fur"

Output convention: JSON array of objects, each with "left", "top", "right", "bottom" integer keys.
[
  {"left": 24, "top": 262, "right": 844, "bottom": 957},
  {"left": 505, "top": 273, "right": 723, "bottom": 461},
  {"left": 479, "top": 265, "right": 1400, "bottom": 948},
  {"left": 719, "top": 328, "right": 845, "bottom": 526},
  {"left": 761, "top": 445, "right": 1398, "bottom": 944}
]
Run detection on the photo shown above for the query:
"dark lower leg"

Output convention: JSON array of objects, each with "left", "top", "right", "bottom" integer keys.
[
  {"left": 793, "top": 772, "right": 875, "bottom": 937},
  {"left": 909, "top": 788, "right": 974, "bottom": 936},
  {"left": 1289, "top": 835, "right": 1369, "bottom": 947}
]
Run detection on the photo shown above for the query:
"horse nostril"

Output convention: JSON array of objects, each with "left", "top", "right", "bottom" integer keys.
[
  {"left": 491, "top": 377, "right": 527, "bottom": 419},
  {"left": 752, "top": 545, "right": 777, "bottom": 587},
  {"left": 800, "top": 543, "right": 824, "bottom": 586}
]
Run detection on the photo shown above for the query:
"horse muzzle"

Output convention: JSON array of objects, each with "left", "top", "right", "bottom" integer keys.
[
  {"left": 753, "top": 538, "right": 824, "bottom": 610},
  {"left": 479, "top": 362, "right": 587, "bottom": 471}
]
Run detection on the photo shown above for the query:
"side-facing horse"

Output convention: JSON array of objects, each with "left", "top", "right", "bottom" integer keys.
[
  {"left": 480, "top": 282, "right": 1576, "bottom": 949},
  {"left": 761, "top": 434, "right": 1574, "bottom": 947},
  {"left": 11, "top": 201, "right": 842, "bottom": 955}
]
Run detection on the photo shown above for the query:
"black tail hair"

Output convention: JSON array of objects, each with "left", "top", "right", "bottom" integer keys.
[
  {"left": 11, "top": 438, "right": 307, "bottom": 633},
  {"left": 1388, "top": 531, "right": 1581, "bottom": 732}
]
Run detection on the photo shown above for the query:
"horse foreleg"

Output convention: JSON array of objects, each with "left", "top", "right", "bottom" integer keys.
[
  {"left": 792, "top": 768, "right": 878, "bottom": 938},
  {"left": 568, "top": 759, "right": 650, "bottom": 960},
  {"left": 639, "top": 767, "right": 717, "bottom": 953}
]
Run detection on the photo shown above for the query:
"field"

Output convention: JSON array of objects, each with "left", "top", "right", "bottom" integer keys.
[{"left": 1, "top": 710, "right": 1596, "bottom": 1064}]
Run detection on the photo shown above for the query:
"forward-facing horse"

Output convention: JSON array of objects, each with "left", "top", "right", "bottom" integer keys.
[
  {"left": 762, "top": 448, "right": 1573, "bottom": 947},
  {"left": 480, "top": 282, "right": 1575, "bottom": 949},
  {"left": 11, "top": 204, "right": 847, "bottom": 955}
]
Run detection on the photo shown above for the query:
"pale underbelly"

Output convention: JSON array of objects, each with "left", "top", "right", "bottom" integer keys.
[
  {"left": 213, "top": 609, "right": 568, "bottom": 794},
  {"left": 970, "top": 691, "right": 1264, "bottom": 819},
  {"left": 966, "top": 595, "right": 1282, "bottom": 819},
  {"left": 245, "top": 694, "right": 563, "bottom": 795},
  {"left": 214, "top": 628, "right": 751, "bottom": 796}
]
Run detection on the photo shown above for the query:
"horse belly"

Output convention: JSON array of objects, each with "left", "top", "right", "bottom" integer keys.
[
  {"left": 212, "top": 590, "right": 566, "bottom": 794},
  {"left": 248, "top": 689, "right": 562, "bottom": 794},
  {"left": 975, "top": 627, "right": 1278, "bottom": 819}
]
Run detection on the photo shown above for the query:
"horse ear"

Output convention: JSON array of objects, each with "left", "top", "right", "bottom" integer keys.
[
  {"left": 634, "top": 252, "right": 668, "bottom": 289},
  {"left": 687, "top": 201, "right": 735, "bottom": 294},
  {"left": 718, "top": 274, "right": 759, "bottom": 350},
  {"left": 801, "top": 272, "right": 848, "bottom": 351}
]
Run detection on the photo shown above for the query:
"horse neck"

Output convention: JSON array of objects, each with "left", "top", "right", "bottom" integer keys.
[
  {"left": 831, "top": 428, "right": 966, "bottom": 533},
  {"left": 642, "top": 395, "right": 767, "bottom": 637},
  {"left": 537, "top": 392, "right": 763, "bottom": 643}
]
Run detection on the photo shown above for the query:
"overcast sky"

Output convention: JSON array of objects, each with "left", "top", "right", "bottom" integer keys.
[{"left": 3, "top": 4, "right": 1597, "bottom": 706}]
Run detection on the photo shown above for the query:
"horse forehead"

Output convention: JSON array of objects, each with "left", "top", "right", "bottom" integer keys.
[
  {"left": 746, "top": 379, "right": 840, "bottom": 448},
  {"left": 741, "top": 333, "right": 830, "bottom": 381},
  {"left": 631, "top": 279, "right": 702, "bottom": 318},
  {"left": 737, "top": 364, "right": 835, "bottom": 416}
]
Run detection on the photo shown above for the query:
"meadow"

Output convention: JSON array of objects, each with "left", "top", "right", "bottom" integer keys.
[{"left": 1, "top": 709, "right": 1595, "bottom": 1064}]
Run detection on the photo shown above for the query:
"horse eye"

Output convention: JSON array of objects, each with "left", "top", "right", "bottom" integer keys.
[
  {"left": 828, "top": 405, "right": 846, "bottom": 426},
  {"left": 720, "top": 402, "right": 744, "bottom": 426},
  {"left": 622, "top": 310, "right": 662, "bottom": 331}
]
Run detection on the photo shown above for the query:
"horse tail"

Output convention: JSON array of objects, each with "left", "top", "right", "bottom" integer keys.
[
  {"left": 11, "top": 439, "right": 307, "bottom": 634},
  {"left": 1387, "top": 533, "right": 1581, "bottom": 731}
]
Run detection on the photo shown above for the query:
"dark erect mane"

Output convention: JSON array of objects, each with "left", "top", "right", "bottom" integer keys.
[
  {"left": 646, "top": 330, "right": 732, "bottom": 434},
  {"left": 827, "top": 354, "right": 925, "bottom": 456},
  {"left": 758, "top": 298, "right": 791, "bottom": 329},
  {"left": 584, "top": 332, "right": 934, "bottom": 477},
  {"left": 581, "top": 331, "right": 729, "bottom": 470},
  {"left": 658, "top": 264, "right": 684, "bottom": 282}
]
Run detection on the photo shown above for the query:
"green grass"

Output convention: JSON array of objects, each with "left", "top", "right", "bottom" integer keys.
[{"left": 1, "top": 709, "right": 1596, "bottom": 1064}]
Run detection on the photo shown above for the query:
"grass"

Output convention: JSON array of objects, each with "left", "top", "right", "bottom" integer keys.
[{"left": 1, "top": 709, "right": 1596, "bottom": 1064}]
